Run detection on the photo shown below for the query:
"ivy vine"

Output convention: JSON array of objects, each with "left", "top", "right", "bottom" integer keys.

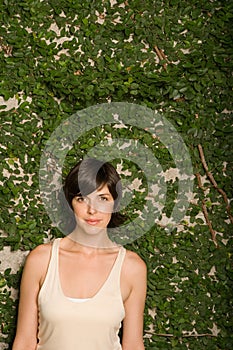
[{"left": 0, "top": 0, "right": 232, "bottom": 349}]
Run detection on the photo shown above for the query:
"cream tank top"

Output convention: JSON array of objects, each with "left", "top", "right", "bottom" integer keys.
[{"left": 37, "top": 238, "right": 126, "bottom": 350}]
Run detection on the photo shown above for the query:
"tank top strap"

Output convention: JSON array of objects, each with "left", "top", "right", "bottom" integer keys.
[
  {"left": 115, "top": 246, "right": 126, "bottom": 270},
  {"left": 49, "top": 237, "right": 61, "bottom": 283},
  {"left": 104, "top": 246, "right": 126, "bottom": 292},
  {"left": 38, "top": 238, "right": 61, "bottom": 302},
  {"left": 52, "top": 237, "right": 61, "bottom": 257},
  {"left": 49, "top": 237, "right": 61, "bottom": 273}
]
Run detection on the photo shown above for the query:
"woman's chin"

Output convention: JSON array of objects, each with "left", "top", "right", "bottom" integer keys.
[{"left": 78, "top": 222, "right": 106, "bottom": 236}]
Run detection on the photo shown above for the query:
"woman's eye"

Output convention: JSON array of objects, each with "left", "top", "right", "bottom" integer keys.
[
  {"left": 99, "top": 196, "right": 108, "bottom": 201},
  {"left": 76, "top": 196, "right": 85, "bottom": 202}
]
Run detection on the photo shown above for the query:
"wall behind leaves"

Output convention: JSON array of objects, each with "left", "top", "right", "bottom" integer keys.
[{"left": 0, "top": 0, "right": 232, "bottom": 349}]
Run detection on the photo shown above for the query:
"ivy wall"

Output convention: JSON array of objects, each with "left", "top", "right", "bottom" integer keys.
[{"left": 0, "top": 0, "right": 233, "bottom": 349}]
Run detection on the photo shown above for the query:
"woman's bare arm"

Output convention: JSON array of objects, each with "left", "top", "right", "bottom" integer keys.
[
  {"left": 122, "top": 251, "right": 147, "bottom": 350},
  {"left": 12, "top": 244, "right": 51, "bottom": 350}
]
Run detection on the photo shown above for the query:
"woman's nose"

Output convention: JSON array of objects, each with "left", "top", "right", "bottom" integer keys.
[{"left": 87, "top": 200, "right": 97, "bottom": 214}]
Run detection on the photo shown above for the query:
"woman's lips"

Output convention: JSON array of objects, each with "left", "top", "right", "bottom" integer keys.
[{"left": 85, "top": 219, "right": 101, "bottom": 226}]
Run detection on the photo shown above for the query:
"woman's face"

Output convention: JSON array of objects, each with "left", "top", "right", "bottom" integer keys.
[{"left": 71, "top": 183, "right": 114, "bottom": 234}]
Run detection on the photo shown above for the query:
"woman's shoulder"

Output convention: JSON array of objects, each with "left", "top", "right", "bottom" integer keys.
[
  {"left": 27, "top": 241, "right": 52, "bottom": 261},
  {"left": 24, "top": 241, "right": 54, "bottom": 274},
  {"left": 124, "top": 248, "right": 147, "bottom": 276},
  {"left": 22, "top": 241, "right": 55, "bottom": 284}
]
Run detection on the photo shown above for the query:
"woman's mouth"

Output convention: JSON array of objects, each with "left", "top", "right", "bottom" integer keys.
[{"left": 85, "top": 219, "right": 101, "bottom": 226}]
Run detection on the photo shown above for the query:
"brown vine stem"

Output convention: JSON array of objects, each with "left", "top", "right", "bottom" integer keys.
[
  {"left": 145, "top": 331, "right": 216, "bottom": 338},
  {"left": 0, "top": 37, "right": 13, "bottom": 56},
  {"left": 196, "top": 172, "right": 218, "bottom": 247},
  {"left": 182, "top": 334, "right": 216, "bottom": 338},
  {"left": 197, "top": 144, "right": 233, "bottom": 225},
  {"left": 153, "top": 45, "right": 169, "bottom": 71}
]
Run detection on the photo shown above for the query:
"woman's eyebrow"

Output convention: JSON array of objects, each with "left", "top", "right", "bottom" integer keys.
[{"left": 97, "top": 193, "right": 111, "bottom": 196}]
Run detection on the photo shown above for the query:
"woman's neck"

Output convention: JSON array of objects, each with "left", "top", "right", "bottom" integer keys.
[{"left": 67, "top": 228, "right": 118, "bottom": 249}]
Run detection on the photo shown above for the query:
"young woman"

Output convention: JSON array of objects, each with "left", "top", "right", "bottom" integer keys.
[{"left": 12, "top": 158, "right": 147, "bottom": 350}]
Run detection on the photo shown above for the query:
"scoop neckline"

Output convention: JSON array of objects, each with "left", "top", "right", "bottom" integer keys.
[{"left": 56, "top": 238, "right": 123, "bottom": 303}]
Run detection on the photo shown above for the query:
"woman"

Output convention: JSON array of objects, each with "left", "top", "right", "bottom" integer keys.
[{"left": 13, "top": 158, "right": 147, "bottom": 350}]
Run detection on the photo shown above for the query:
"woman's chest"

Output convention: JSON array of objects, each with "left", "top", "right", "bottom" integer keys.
[{"left": 58, "top": 251, "right": 131, "bottom": 301}]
